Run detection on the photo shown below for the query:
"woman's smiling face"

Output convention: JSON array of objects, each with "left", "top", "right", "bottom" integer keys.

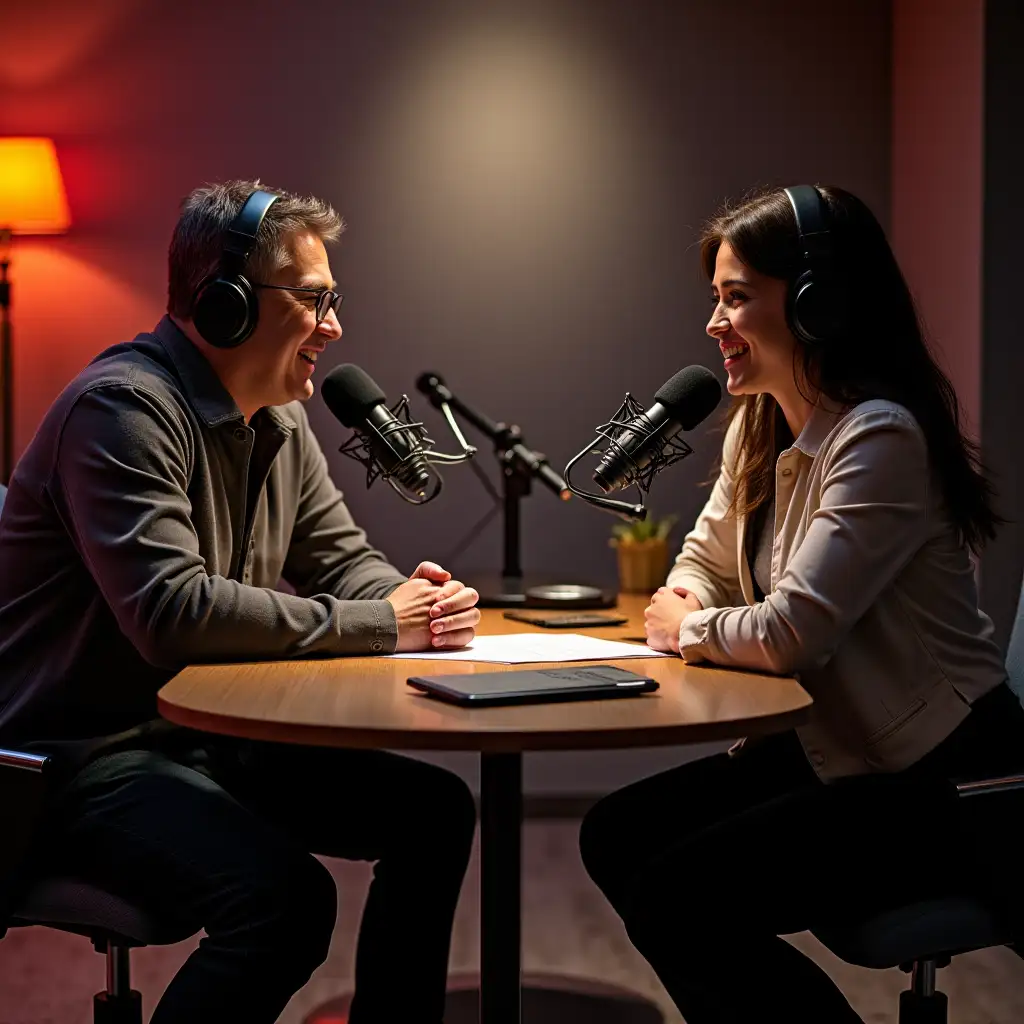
[{"left": 706, "top": 241, "right": 800, "bottom": 400}]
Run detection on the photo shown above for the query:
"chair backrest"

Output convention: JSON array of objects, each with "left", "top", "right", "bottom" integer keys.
[{"left": 1006, "top": 578, "right": 1024, "bottom": 707}]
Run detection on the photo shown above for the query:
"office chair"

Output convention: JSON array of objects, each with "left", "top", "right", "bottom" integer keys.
[
  {"left": 0, "top": 482, "right": 195, "bottom": 1023},
  {"left": 812, "top": 576, "right": 1024, "bottom": 1024}
]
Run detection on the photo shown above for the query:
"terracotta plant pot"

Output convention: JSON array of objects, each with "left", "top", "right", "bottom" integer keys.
[{"left": 614, "top": 538, "right": 669, "bottom": 594}]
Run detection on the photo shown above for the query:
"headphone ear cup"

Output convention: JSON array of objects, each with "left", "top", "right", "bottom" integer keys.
[
  {"left": 789, "top": 272, "right": 844, "bottom": 345},
  {"left": 192, "top": 275, "right": 258, "bottom": 349}
]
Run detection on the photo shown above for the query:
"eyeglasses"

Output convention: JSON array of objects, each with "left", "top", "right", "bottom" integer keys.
[{"left": 253, "top": 283, "right": 345, "bottom": 324}]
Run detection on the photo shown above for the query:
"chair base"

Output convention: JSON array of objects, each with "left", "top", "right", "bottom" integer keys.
[
  {"left": 305, "top": 972, "right": 664, "bottom": 1023},
  {"left": 94, "top": 989, "right": 142, "bottom": 1024},
  {"left": 899, "top": 988, "right": 948, "bottom": 1024}
]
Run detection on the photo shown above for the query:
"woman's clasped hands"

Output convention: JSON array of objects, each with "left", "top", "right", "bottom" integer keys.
[{"left": 644, "top": 586, "right": 703, "bottom": 654}]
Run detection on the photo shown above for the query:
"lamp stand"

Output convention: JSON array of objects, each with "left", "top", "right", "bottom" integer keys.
[{"left": 0, "top": 228, "right": 12, "bottom": 485}]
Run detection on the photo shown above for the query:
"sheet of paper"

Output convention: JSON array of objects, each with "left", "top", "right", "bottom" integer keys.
[{"left": 385, "top": 633, "right": 671, "bottom": 664}]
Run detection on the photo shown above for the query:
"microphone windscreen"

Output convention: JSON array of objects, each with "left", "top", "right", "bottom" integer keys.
[
  {"left": 654, "top": 365, "right": 723, "bottom": 431},
  {"left": 321, "top": 364, "right": 387, "bottom": 428}
]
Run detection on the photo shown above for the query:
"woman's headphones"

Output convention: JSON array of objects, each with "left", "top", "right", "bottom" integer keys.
[
  {"left": 783, "top": 185, "right": 848, "bottom": 345},
  {"left": 191, "top": 189, "right": 279, "bottom": 349}
]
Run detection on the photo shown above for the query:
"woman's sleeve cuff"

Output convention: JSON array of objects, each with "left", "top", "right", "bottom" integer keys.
[{"left": 679, "top": 608, "right": 715, "bottom": 664}]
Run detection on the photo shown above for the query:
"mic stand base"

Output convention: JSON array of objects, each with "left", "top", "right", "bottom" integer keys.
[{"left": 467, "top": 573, "right": 617, "bottom": 609}]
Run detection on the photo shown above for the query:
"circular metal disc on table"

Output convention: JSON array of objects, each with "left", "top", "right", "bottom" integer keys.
[{"left": 524, "top": 583, "right": 605, "bottom": 604}]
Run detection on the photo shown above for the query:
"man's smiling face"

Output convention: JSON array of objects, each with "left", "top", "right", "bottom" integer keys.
[{"left": 236, "top": 229, "right": 343, "bottom": 415}]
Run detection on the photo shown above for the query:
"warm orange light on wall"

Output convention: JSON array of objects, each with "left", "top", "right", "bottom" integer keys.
[
  {"left": 0, "top": 138, "right": 71, "bottom": 234},
  {"left": 1, "top": 138, "right": 71, "bottom": 483}
]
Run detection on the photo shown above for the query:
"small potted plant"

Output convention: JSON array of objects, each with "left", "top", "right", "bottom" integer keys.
[{"left": 609, "top": 512, "right": 678, "bottom": 593}]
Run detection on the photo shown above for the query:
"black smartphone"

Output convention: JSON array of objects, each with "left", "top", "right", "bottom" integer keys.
[{"left": 502, "top": 610, "right": 629, "bottom": 628}]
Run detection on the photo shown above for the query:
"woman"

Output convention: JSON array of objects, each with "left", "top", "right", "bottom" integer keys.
[{"left": 579, "top": 185, "right": 1023, "bottom": 1023}]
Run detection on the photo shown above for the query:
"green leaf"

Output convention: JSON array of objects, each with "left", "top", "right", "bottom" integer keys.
[{"left": 609, "top": 511, "right": 678, "bottom": 545}]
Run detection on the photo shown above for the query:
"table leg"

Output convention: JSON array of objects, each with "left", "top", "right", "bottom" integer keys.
[
  {"left": 480, "top": 751, "right": 522, "bottom": 1024},
  {"left": 304, "top": 751, "right": 664, "bottom": 1024}
]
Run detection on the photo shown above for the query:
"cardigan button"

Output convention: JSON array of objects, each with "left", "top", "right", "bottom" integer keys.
[{"left": 370, "top": 639, "right": 384, "bottom": 652}]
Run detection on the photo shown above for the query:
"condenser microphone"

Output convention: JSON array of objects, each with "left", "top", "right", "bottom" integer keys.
[
  {"left": 593, "top": 366, "right": 723, "bottom": 494},
  {"left": 322, "top": 364, "right": 473, "bottom": 504},
  {"left": 563, "top": 365, "right": 723, "bottom": 521}
]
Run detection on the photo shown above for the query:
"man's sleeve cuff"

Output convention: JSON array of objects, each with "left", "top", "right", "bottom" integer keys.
[{"left": 369, "top": 599, "right": 400, "bottom": 654}]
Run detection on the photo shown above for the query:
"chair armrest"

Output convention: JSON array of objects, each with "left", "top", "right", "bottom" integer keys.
[
  {"left": 956, "top": 774, "right": 1024, "bottom": 798},
  {"left": 0, "top": 748, "right": 49, "bottom": 772}
]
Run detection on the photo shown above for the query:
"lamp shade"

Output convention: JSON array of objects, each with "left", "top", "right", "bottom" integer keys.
[{"left": 0, "top": 138, "right": 71, "bottom": 234}]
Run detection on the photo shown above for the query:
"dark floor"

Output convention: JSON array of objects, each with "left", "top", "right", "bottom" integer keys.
[{"left": 1, "top": 820, "right": 1022, "bottom": 1023}]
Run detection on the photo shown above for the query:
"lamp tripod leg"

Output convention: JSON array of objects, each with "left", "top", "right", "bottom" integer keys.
[{"left": 0, "top": 251, "right": 13, "bottom": 486}]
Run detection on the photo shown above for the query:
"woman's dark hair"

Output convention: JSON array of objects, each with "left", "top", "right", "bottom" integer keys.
[{"left": 699, "top": 185, "right": 1000, "bottom": 553}]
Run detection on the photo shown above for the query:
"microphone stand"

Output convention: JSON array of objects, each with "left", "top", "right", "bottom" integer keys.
[
  {"left": 418, "top": 373, "right": 615, "bottom": 609},
  {"left": 491, "top": 422, "right": 553, "bottom": 605}
]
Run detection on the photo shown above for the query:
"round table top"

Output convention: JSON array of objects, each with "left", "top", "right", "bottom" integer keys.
[{"left": 157, "top": 594, "right": 812, "bottom": 753}]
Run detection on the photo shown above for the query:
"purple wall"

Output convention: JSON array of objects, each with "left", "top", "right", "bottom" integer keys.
[
  {"left": 1, "top": 0, "right": 892, "bottom": 588},
  {"left": 0, "top": 0, "right": 894, "bottom": 796}
]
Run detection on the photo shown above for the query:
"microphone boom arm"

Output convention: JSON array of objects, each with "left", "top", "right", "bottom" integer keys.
[
  {"left": 415, "top": 371, "right": 570, "bottom": 581},
  {"left": 432, "top": 397, "right": 478, "bottom": 463},
  {"left": 563, "top": 443, "right": 647, "bottom": 522},
  {"left": 416, "top": 372, "right": 570, "bottom": 501}
]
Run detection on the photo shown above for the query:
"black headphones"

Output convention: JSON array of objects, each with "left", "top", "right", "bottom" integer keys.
[
  {"left": 191, "top": 189, "right": 279, "bottom": 349},
  {"left": 783, "top": 184, "right": 847, "bottom": 344}
]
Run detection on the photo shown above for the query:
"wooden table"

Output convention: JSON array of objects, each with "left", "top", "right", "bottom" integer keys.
[{"left": 158, "top": 594, "right": 812, "bottom": 1024}]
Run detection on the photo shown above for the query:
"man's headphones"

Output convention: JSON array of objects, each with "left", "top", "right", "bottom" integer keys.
[
  {"left": 191, "top": 189, "right": 279, "bottom": 349},
  {"left": 783, "top": 185, "right": 847, "bottom": 345}
]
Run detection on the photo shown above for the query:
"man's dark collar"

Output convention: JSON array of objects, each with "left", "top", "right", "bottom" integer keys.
[{"left": 151, "top": 316, "right": 298, "bottom": 433}]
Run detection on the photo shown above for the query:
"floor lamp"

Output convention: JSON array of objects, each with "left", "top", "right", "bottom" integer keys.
[{"left": 0, "top": 138, "right": 71, "bottom": 484}]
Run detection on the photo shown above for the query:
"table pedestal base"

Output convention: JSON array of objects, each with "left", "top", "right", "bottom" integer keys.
[{"left": 303, "top": 973, "right": 665, "bottom": 1024}]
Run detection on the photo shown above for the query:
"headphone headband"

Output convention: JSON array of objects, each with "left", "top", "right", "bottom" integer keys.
[
  {"left": 224, "top": 189, "right": 279, "bottom": 260},
  {"left": 784, "top": 185, "right": 832, "bottom": 264}
]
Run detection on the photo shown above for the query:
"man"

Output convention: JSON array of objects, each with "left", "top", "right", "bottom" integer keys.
[{"left": 0, "top": 180, "right": 480, "bottom": 1024}]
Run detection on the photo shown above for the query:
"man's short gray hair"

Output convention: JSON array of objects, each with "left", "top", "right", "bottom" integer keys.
[{"left": 167, "top": 179, "right": 344, "bottom": 318}]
